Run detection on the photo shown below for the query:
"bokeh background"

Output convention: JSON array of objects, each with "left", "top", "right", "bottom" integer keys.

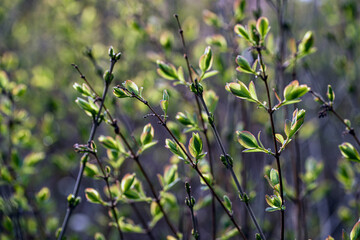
[{"left": 1, "top": 0, "right": 360, "bottom": 239}]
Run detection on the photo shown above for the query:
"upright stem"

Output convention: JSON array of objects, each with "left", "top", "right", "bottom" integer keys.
[
  {"left": 257, "top": 48, "right": 285, "bottom": 240},
  {"left": 58, "top": 58, "right": 118, "bottom": 240},
  {"left": 185, "top": 182, "right": 200, "bottom": 240},
  {"left": 91, "top": 153, "right": 124, "bottom": 239},
  {"left": 174, "top": 14, "right": 217, "bottom": 239},
  {"left": 174, "top": 14, "right": 264, "bottom": 239}
]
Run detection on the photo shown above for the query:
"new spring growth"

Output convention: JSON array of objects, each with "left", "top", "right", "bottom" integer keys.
[
  {"left": 185, "top": 182, "right": 195, "bottom": 207},
  {"left": 141, "top": 123, "right": 154, "bottom": 145},
  {"left": 327, "top": 85, "right": 335, "bottom": 104},
  {"left": 199, "top": 46, "right": 213, "bottom": 73},
  {"left": 108, "top": 46, "right": 122, "bottom": 61},
  {"left": 67, "top": 194, "right": 81, "bottom": 207},
  {"left": 339, "top": 142, "right": 360, "bottom": 163}
]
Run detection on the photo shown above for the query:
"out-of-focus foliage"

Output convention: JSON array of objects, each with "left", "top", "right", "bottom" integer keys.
[{"left": 1, "top": 0, "right": 360, "bottom": 239}]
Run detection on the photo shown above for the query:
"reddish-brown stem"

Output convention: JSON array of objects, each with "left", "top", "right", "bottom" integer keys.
[{"left": 257, "top": 48, "right": 285, "bottom": 240}]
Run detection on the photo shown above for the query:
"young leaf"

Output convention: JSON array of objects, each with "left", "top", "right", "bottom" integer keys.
[
  {"left": 160, "top": 90, "right": 169, "bottom": 118},
  {"left": 237, "top": 131, "right": 259, "bottom": 149},
  {"left": 85, "top": 188, "right": 103, "bottom": 204},
  {"left": 124, "top": 80, "right": 139, "bottom": 96},
  {"left": 269, "top": 169, "right": 279, "bottom": 186},
  {"left": 234, "top": 24, "right": 252, "bottom": 43},
  {"left": 98, "top": 135, "right": 118, "bottom": 150},
  {"left": 113, "top": 87, "right": 130, "bottom": 98},
  {"left": 248, "top": 81, "right": 258, "bottom": 101},
  {"left": 275, "top": 134, "right": 285, "bottom": 145},
  {"left": 236, "top": 55, "right": 254, "bottom": 74},
  {"left": 291, "top": 109, "right": 306, "bottom": 136},
  {"left": 121, "top": 174, "right": 136, "bottom": 193},
  {"left": 339, "top": 142, "right": 360, "bottom": 162},
  {"left": 141, "top": 123, "right": 154, "bottom": 146},
  {"left": 223, "top": 195, "right": 233, "bottom": 214},
  {"left": 225, "top": 81, "right": 252, "bottom": 100},
  {"left": 176, "top": 112, "right": 193, "bottom": 126},
  {"left": 188, "top": 132, "right": 203, "bottom": 159},
  {"left": 199, "top": 46, "right": 213, "bottom": 73},
  {"left": 256, "top": 17, "right": 270, "bottom": 40},
  {"left": 156, "top": 60, "right": 178, "bottom": 80},
  {"left": 283, "top": 80, "right": 310, "bottom": 102},
  {"left": 299, "top": 31, "right": 314, "bottom": 53},
  {"left": 327, "top": 84, "right": 335, "bottom": 103}
]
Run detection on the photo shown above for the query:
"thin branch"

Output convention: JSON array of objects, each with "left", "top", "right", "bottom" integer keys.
[
  {"left": 57, "top": 57, "right": 118, "bottom": 240},
  {"left": 174, "top": 14, "right": 217, "bottom": 239},
  {"left": 174, "top": 14, "right": 265, "bottom": 240},
  {"left": 185, "top": 182, "right": 200, "bottom": 240},
  {"left": 257, "top": 48, "right": 285, "bottom": 240},
  {"left": 91, "top": 152, "right": 123, "bottom": 239}
]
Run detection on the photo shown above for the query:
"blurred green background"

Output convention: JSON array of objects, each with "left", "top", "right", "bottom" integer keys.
[{"left": 1, "top": 0, "right": 360, "bottom": 239}]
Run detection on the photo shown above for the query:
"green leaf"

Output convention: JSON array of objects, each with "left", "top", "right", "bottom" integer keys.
[
  {"left": 160, "top": 90, "right": 169, "bottom": 117},
  {"left": 275, "top": 134, "right": 285, "bottom": 145},
  {"left": 163, "top": 165, "right": 178, "bottom": 187},
  {"left": 285, "top": 109, "right": 306, "bottom": 139},
  {"left": 157, "top": 60, "right": 178, "bottom": 80},
  {"left": 236, "top": 56, "right": 254, "bottom": 74},
  {"left": 256, "top": 17, "right": 270, "bottom": 40},
  {"left": 124, "top": 80, "right": 139, "bottom": 95},
  {"left": 202, "top": 70, "right": 219, "bottom": 80},
  {"left": 225, "top": 81, "right": 252, "bottom": 100},
  {"left": 121, "top": 174, "right": 136, "bottom": 193},
  {"left": 223, "top": 195, "right": 233, "bottom": 213},
  {"left": 165, "top": 139, "right": 187, "bottom": 161},
  {"left": 84, "top": 163, "right": 100, "bottom": 178},
  {"left": 270, "top": 169, "right": 279, "bottom": 186},
  {"left": 199, "top": 46, "right": 213, "bottom": 72},
  {"left": 36, "top": 187, "right": 50, "bottom": 202},
  {"left": 188, "top": 132, "right": 203, "bottom": 159},
  {"left": 283, "top": 80, "right": 310, "bottom": 102},
  {"left": 98, "top": 135, "right": 118, "bottom": 150},
  {"left": 339, "top": 142, "right": 360, "bottom": 162},
  {"left": 113, "top": 87, "right": 131, "bottom": 98},
  {"left": 350, "top": 220, "right": 360, "bottom": 240},
  {"left": 141, "top": 123, "right": 154, "bottom": 145},
  {"left": 176, "top": 112, "right": 193, "bottom": 126},
  {"left": 327, "top": 84, "right": 335, "bottom": 103},
  {"left": 237, "top": 131, "right": 259, "bottom": 149},
  {"left": 265, "top": 194, "right": 282, "bottom": 209},
  {"left": 85, "top": 188, "right": 103, "bottom": 204},
  {"left": 299, "top": 31, "right": 314, "bottom": 53},
  {"left": 248, "top": 81, "right": 258, "bottom": 101},
  {"left": 75, "top": 97, "right": 97, "bottom": 116},
  {"left": 234, "top": 24, "right": 252, "bottom": 42}
]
